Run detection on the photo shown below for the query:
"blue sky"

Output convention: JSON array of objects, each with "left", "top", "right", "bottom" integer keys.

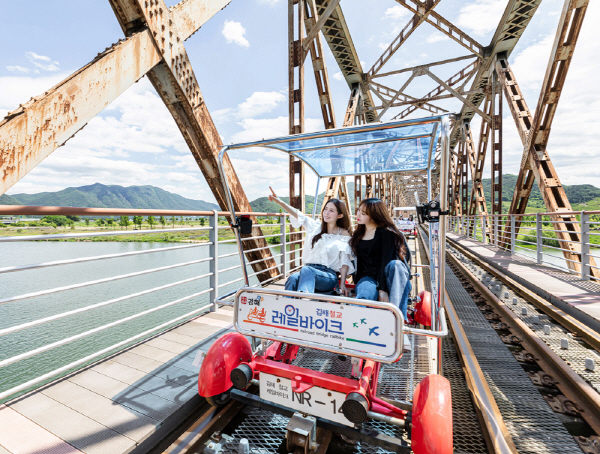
[{"left": 1, "top": 0, "right": 598, "bottom": 204}]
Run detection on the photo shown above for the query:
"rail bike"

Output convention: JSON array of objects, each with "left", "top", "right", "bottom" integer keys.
[{"left": 197, "top": 115, "right": 453, "bottom": 454}]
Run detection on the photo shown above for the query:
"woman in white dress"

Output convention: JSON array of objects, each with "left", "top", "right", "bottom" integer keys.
[{"left": 268, "top": 187, "right": 354, "bottom": 294}]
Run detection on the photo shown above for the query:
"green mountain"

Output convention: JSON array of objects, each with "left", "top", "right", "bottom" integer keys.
[
  {"left": 249, "top": 182, "right": 363, "bottom": 214},
  {"left": 0, "top": 183, "right": 219, "bottom": 211},
  {"left": 468, "top": 174, "right": 600, "bottom": 210}
]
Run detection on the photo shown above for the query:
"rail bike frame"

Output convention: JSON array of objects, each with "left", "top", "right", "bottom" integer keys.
[{"left": 202, "top": 115, "right": 453, "bottom": 453}]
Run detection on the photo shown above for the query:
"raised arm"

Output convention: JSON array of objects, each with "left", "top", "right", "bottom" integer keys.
[
  {"left": 268, "top": 187, "right": 297, "bottom": 217},
  {"left": 268, "top": 186, "right": 319, "bottom": 229}
]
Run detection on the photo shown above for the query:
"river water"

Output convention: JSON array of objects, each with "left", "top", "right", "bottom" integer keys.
[{"left": 0, "top": 241, "right": 282, "bottom": 399}]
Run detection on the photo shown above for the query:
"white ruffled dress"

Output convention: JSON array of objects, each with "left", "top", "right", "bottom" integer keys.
[{"left": 290, "top": 210, "right": 355, "bottom": 274}]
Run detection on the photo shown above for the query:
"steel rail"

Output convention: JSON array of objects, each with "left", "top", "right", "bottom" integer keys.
[
  {"left": 0, "top": 256, "right": 214, "bottom": 306},
  {"left": 0, "top": 287, "right": 214, "bottom": 369},
  {"left": 447, "top": 238, "right": 600, "bottom": 352},
  {"left": 0, "top": 299, "right": 215, "bottom": 401},
  {"left": 446, "top": 242, "right": 600, "bottom": 435},
  {"left": 0, "top": 272, "right": 213, "bottom": 336},
  {"left": 0, "top": 242, "right": 209, "bottom": 275},
  {"left": 419, "top": 227, "right": 518, "bottom": 454}
]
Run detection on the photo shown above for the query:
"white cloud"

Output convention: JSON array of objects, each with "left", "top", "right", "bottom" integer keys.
[
  {"left": 257, "top": 0, "right": 279, "bottom": 5},
  {"left": 6, "top": 65, "right": 29, "bottom": 73},
  {"left": 231, "top": 116, "right": 323, "bottom": 144},
  {"left": 0, "top": 72, "right": 70, "bottom": 113},
  {"left": 25, "top": 51, "right": 59, "bottom": 71},
  {"left": 426, "top": 32, "right": 450, "bottom": 44},
  {"left": 5, "top": 77, "right": 216, "bottom": 201},
  {"left": 385, "top": 5, "right": 409, "bottom": 20},
  {"left": 378, "top": 42, "right": 391, "bottom": 51},
  {"left": 25, "top": 52, "right": 51, "bottom": 62},
  {"left": 213, "top": 91, "right": 286, "bottom": 123},
  {"left": 222, "top": 20, "right": 250, "bottom": 47},
  {"left": 333, "top": 72, "right": 343, "bottom": 81},
  {"left": 509, "top": 33, "right": 554, "bottom": 90},
  {"left": 455, "top": 0, "right": 506, "bottom": 37}
]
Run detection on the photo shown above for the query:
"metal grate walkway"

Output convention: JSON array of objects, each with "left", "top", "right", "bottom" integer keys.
[{"left": 444, "top": 258, "right": 582, "bottom": 454}]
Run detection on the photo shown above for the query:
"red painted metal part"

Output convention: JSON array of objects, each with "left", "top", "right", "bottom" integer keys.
[
  {"left": 411, "top": 374, "right": 453, "bottom": 454},
  {"left": 414, "top": 291, "right": 432, "bottom": 326},
  {"left": 198, "top": 332, "right": 252, "bottom": 397},
  {"left": 252, "top": 356, "right": 361, "bottom": 395}
]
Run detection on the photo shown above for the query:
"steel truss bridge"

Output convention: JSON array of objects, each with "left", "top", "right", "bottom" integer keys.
[{"left": 0, "top": 0, "right": 593, "bottom": 281}]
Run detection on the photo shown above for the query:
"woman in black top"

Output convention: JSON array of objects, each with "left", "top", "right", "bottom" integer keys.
[{"left": 342, "top": 198, "right": 412, "bottom": 320}]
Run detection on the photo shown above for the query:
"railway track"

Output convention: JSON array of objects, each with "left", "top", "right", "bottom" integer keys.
[
  {"left": 157, "top": 237, "right": 497, "bottom": 454},
  {"left": 154, "top": 230, "right": 600, "bottom": 454},
  {"left": 443, "top": 234, "right": 600, "bottom": 453}
]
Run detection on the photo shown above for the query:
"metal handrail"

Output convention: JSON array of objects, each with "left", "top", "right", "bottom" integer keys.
[
  {"left": 0, "top": 287, "right": 214, "bottom": 368},
  {"left": 0, "top": 272, "right": 213, "bottom": 336},
  {"left": 0, "top": 226, "right": 213, "bottom": 242},
  {"left": 0, "top": 257, "right": 214, "bottom": 306},
  {"left": 0, "top": 242, "right": 209, "bottom": 275},
  {"left": 0, "top": 209, "right": 296, "bottom": 402}
]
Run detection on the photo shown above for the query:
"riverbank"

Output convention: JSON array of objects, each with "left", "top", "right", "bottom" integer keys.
[{"left": 0, "top": 224, "right": 284, "bottom": 243}]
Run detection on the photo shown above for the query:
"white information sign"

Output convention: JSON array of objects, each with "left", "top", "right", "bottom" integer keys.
[
  {"left": 259, "top": 373, "right": 352, "bottom": 426},
  {"left": 236, "top": 292, "right": 400, "bottom": 358}
]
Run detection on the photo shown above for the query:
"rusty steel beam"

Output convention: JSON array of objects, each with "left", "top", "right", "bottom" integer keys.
[
  {"left": 490, "top": 74, "right": 503, "bottom": 216},
  {"left": 0, "top": 33, "right": 160, "bottom": 195},
  {"left": 302, "top": 0, "right": 340, "bottom": 52},
  {"left": 468, "top": 84, "right": 492, "bottom": 220},
  {"left": 111, "top": 0, "right": 278, "bottom": 281},
  {"left": 392, "top": 59, "right": 478, "bottom": 120},
  {"left": 495, "top": 0, "right": 596, "bottom": 276},
  {"left": 368, "top": 73, "right": 450, "bottom": 122},
  {"left": 0, "top": 0, "right": 231, "bottom": 197},
  {"left": 449, "top": 0, "right": 542, "bottom": 148},
  {"left": 394, "top": 0, "right": 483, "bottom": 57},
  {"left": 425, "top": 69, "right": 491, "bottom": 122},
  {"left": 313, "top": 0, "right": 378, "bottom": 123},
  {"left": 305, "top": 0, "right": 336, "bottom": 130},
  {"left": 170, "top": 0, "right": 233, "bottom": 41},
  {"left": 288, "top": 0, "right": 307, "bottom": 271},
  {"left": 367, "top": 0, "right": 442, "bottom": 79},
  {"left": 372, "top": 54, "right": 476, "bottom": 80}
]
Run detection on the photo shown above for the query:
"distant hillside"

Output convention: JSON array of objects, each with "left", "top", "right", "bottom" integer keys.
[
  {"left": 249, "top": 182, "right": 363, "bottom": 214},
  {"left": 0, "top": 183, "right": 219, "bottom": 211},
  {"left": 472, "top": 174, "right": 600, "bottom": 207}
]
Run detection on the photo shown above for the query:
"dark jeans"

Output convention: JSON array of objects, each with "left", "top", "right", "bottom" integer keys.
[
  {"left": 355, "top": 260, "right": 411, "bottom": 320},
  {"left": 284, "top": 264, "right": 337, "bottom": 294}
]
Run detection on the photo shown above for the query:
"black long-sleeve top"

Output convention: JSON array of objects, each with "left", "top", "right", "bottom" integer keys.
[{"left": 354, "top": 227, "right": 412, "bottom": 293}]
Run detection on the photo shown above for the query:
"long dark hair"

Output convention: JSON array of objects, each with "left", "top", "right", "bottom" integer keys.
[
  {"left": 350, "top": 198, "right": 406, "bottom": 260},
  {"left": 311, "top": 199, "right": 351, "bottom": 248}
]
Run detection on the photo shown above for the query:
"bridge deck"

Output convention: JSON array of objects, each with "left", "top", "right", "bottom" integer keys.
[
  {"left": 449, "top": 232, "right": 600, "bottom": 328},
  {"left": 0, "top": 307, "right": 236, "bottom": 454}
]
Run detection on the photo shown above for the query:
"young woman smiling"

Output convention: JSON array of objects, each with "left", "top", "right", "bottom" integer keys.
[
  {"left": 347, "top": 198, "right": 412, "bottom": 319},
  {"left": 268, "top": 187, "right": 354, "bottom": 294}
]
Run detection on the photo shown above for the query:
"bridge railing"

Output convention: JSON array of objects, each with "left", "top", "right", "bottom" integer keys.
[
  {"left": 0, "top": 206, "right": 306, "bottom": 402},
  {"left": 448, "top": 211, "right": 600, "bottom": 280}
]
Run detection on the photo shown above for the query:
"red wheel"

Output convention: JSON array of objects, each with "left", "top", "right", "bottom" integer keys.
[
  {"left": 198, "top": 332, "right": 252, "bottom": 399},
  {"left": 414, "top": 291, "right": 432, "bottom": 326},
  {"left": 411, "top": 374, "right": 452, "bottom": 454}
]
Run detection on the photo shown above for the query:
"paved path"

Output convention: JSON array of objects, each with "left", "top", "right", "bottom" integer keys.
[
  {"left": 0, "top": 307, "right": 234, "bottom": 454},
  {"left": 449, "top": 232, "right": 600, "bottom": 326}
]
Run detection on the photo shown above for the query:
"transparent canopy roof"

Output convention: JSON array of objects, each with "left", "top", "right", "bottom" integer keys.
[{"left": 224, "top": 115, "right": 446, "bottom": 178}]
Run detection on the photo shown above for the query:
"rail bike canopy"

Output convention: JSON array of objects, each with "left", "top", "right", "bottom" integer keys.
[{"left": 219, "top": 115, "right": 448, "bottom": 178}]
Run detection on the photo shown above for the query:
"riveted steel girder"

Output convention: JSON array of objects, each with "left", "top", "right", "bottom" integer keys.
[{"left": 0, "top": 0, "right": 231, "bottom": 196}]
